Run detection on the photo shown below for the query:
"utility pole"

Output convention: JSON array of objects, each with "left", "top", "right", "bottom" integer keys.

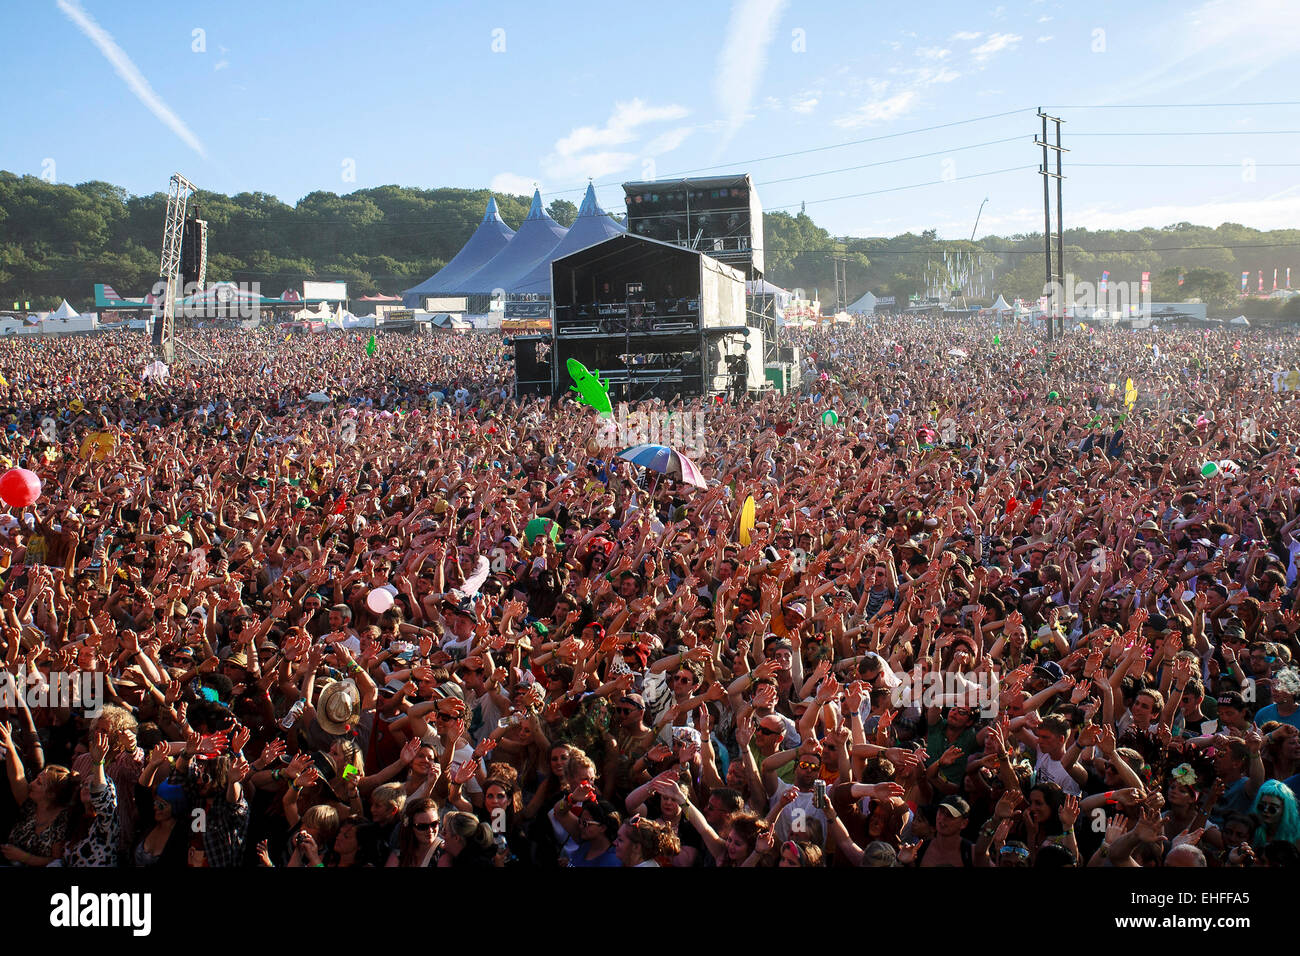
[
  {"left": 833, "top": 257, "right": 848, "bottom": 313},
  {"left": 1036, "top": 110, "right": 1066, "bottom": 341}
]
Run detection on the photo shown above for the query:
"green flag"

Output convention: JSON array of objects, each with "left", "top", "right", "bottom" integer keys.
[
  {"left": 993, "top": 334, "right": 1000, "bottom": 346},
  {"left": 365, "top": 334, "right": 376, "bottom": 357}
]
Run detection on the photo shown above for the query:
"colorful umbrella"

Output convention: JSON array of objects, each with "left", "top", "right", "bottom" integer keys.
[{"left": 615, "top": 444, "right": 707, "bottom": 489}]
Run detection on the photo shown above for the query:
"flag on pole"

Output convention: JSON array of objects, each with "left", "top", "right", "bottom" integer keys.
[
  {"left": 1124, "top": 378, "right": 1138, "bottom": 409},
  {"left": 1242, "top": 272, "right": 1250, "bottom": 292},
  {"left": 993, "top": 334, "right": 1000, "bottom": 346},
  {"left": 1177, "top": 273, "right": 1184, "bottom": 287},
  {"left": 1259, "top": 271, "right": 1264, "bottom": 292},
  {"left": 1141, "top": 271, "right": 1150, "bottom": 294},
  {"left": 1100, "top": 271, "right": 1109, "bottom": 294},
  {"left": 1274, "top": 268, "right": 1279, "bottom": 291},
  {"left": 365, "top": 334, "right": 376, "bottom": 357}
]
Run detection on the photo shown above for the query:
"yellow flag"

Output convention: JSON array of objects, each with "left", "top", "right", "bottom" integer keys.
[
  {"left": 1124, "top": 378, "right": 1137, "bottom": 408},
  {"left": 0, "top": 373, "right": 8, "bottom": 387}
]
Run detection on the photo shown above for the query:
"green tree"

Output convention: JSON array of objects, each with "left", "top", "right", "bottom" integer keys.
[{"left": 547, "top": 199, "right": 578, "bottom": 227}]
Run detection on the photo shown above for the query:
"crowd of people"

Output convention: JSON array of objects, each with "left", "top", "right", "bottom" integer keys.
[{"left": 0, "top": 316, "right": 1298, "bottom": 869}]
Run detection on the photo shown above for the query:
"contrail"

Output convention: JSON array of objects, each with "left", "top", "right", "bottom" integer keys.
[
  {"left": 55, "top": 0, "right": 207, "bottom": 158},
  {"left": 713, "top": 0, "right": 789, "bottom": 151}
]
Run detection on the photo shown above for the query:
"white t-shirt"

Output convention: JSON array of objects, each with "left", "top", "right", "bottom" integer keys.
[
  {"left": 1034, "top": 749, "right": 1082, "bottom": 796},
  {"left": 769, "top": 780, "right": 828, "bottom": 847}
]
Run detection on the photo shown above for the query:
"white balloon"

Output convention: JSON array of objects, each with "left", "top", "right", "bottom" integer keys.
[{"left": 366, "top": 588, "right": 395, "bottom": 614}]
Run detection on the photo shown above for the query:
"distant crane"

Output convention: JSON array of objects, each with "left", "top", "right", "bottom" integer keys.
[{"left": 971, "top": 197, "right": 989, "bottom": 242}]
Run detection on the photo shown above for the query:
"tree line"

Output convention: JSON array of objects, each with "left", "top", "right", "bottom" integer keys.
[{"left": 1, "top": 171, "right": 1296, "bottom": 317}]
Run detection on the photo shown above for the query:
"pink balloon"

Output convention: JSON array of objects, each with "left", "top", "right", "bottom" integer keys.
[{"left": 0, "top": 468, "right": 41, "bottom": 508}]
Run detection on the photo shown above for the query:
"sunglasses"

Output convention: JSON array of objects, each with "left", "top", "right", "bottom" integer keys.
[
  {"left": 435, "top": 711, "right": 463, "bottom": 722},
  {"left": 757, "top": 726, "right": 781, "bottom": 736},
  {"left": 613, "top": 707, "right": 636, "bottom": 715},
  {"left": 412, "top": 821, "right": 437, "bottom": 832},
  {"left": 796, "top": 760, "right": 821, "bottom": 771},
  {"left": 673, "top": 675, "right": 695, "bottom": 684}
]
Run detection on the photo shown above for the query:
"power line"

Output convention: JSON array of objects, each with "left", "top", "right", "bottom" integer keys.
[
  {"left": 756, "top": 136, "right": 1025, "bottom": 187},
  {"left": 1051, "top": 101, "right": 1300, "bottom": 109},
  {"left": 772, "top": 165, "right": 1039, "bottom": 209},
  {"left": 1072, "top": 130, "right": 1300, "bottom": 136},
  {"left": 541, "top": 108, "right": 1037, "bottom": 197},
  {"left": 1073, "top": 162, "right": 1300, "bottom": 168}
]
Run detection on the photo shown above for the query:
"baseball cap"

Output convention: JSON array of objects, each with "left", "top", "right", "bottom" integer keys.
[
  {"left": 1217, "top": 691, "right": 1247, "bottom": 711},
  {"left": 938, "top": 795, "right": 971, "bottom": 818},
  {"left": 1033, "top": 660, "right": 1065, "bottom": 682}
]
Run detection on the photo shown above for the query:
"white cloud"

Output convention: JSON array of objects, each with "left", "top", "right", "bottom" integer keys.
[
  {"left": 712, "top": 0, "right": 790, "bottom": 148},
  {"left": 834, "top": 90, "right": 919, "bottom": 129},
  {"left": 938, "top": 195, "right": 1300, "bottom": 235},
  {"left": 971, "top": 32, "right": 1022, "bottom": 61},
  {"left": 951, "top": 31, "right": 982, "bottom": 40},
  {"left": 553, "top": 100, "right": 688, "bottom": 158},
  {"left": 55, "top": 0, "right": 207, "bottom": 158},
  {"left": 1072, "top": 195, "right": 1300, "bottom": 232},
  {"left": 1037, "top": 15, "right": 1053, "bottom": 22},
  {"left": 490, "top": 173, "right": 539, "bottom": 196},
  {"left": 991, "top": 5, "right": 1006, "bottom": 18},
  {"left": 915, "top": 46, "right": 951, "bottom": 60},
  {"left": 645, "top": 126, "right": 693, "bottom": 155},
  {"left": 214, "top": 59, "right": 229, "bottom": 71},
  {"left": 1036, "top": 35, "right": 1053, "bottom": 43},
  {"left": 912, "top": 66, "right": 962, "bottom": 85},
  {"left": 790, "top": 96, "right": 820, "bottom": 114},
  {"left": 542, "top": 99, "right": 690, "bottom": 181}
]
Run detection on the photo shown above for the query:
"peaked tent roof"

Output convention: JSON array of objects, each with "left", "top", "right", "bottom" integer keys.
[
  {"left": 846, "top": 291, "right": 877, "bottom": 313},
  {"left": 50, "top": 299, "right": 80, "bottom": 319},
  {"left": 991, "top": 294, "right": 1012, "bottom": 311},
  {"left": 511, "top": 184, "right": 626, "bottom": 296},
  {"left": 402, "top": 197, "right": 515, "bottom": 306},
  {"left": 453, "top": 190, "right": 568, "bottom": 294}
]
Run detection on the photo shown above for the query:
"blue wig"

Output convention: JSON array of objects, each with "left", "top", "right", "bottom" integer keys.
[{"left": 1250, "top": 780, "right": 1300, "bottom": 847}]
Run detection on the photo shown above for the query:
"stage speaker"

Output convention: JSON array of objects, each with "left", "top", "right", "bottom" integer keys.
[{"left": 180, "top": 217, "right": 208, "bottom": 291}]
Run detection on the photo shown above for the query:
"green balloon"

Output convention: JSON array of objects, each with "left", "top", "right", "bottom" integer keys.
[
  {"left": 822, "top": 409, "right": 840, "bottom": 425},
  {"left": 1047, "top": 391, "right": 1060, "bottom": 402},
  {"left": 1200, "top": 462, "right": 1219, "bottom": 478},
  {"left": 524, "top": 517, "right": 561, "bottom": 544}
]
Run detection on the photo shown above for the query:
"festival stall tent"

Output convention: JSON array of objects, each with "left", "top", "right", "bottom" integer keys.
[
  {"left": 402, "top": 197, "right": 515, "bottom": 307},
  {"left": 846, "top": 291, "right": 877, "bottom": 314},
  {"left": 510, "top": 184, "right": 626, "bottom": 296},
  {"left": 746, "top": 278, "right": 793, "bottom": 310},
  {"left": 454, "top": 189, "right": 568, "bottom": 294},
  {"left": 991, "top": 294, "right": 1012, "bottom": 312},
  {"left": 49, "top": 299, "right": 80, "bottom": 320}
]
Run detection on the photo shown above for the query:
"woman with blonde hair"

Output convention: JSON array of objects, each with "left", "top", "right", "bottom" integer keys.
[
  {"left": 614, "top": 814, "right": 681, "bottom": 867},
  {"left": 1, "top": 722, "right": 80, "bottom": 866}
]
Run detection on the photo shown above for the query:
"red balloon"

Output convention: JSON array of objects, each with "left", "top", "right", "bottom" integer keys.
[{"left": 0, "top": 468, "right": 41, "bottom": 508}]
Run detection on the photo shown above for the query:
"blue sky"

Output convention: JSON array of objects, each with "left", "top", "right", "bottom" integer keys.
[{"left": 3, "top": 0, "right": 1298, "bottom": 239}]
